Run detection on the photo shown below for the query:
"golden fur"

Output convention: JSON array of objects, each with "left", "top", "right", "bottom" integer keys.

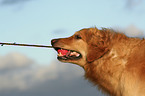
[{"left": 51, "top": 28, "right": 145, "bottom": 96}]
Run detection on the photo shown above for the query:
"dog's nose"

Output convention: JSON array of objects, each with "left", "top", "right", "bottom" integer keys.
[{"left": 51, "top": 39, "right": 58, "bottom": 46}]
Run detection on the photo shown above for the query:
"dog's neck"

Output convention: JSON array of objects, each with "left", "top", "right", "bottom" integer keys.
[
  {"left": 83, "top": 36, "right": 142, "bottom": 96},
  {"left": 84, "top": 48, "right": 126, "bottom": 95}
]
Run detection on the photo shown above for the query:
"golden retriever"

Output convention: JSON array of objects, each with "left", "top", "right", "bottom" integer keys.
[{"left": 51, "top": 27, "right": 145, "bottom": 96}]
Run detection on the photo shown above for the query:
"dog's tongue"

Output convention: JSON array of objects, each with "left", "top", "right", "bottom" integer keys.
[{"left": 57, "top": 49, "right": 69, "bottom": 55}]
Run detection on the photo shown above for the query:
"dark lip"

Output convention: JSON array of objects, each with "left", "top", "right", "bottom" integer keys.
[
  {"left": 57, "top": 55, "right": 82, "bottom": 60},
  {"left": 52, "top": 47, "right": 82, "bottom": 60}
]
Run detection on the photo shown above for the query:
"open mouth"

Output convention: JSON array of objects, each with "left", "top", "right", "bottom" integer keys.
[{"left": 54, "top": 47, "right": 82, "bottom": 60}]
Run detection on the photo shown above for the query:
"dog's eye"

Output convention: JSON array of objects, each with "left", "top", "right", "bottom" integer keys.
[{"left": 75, "top": 35, "right": 82, "bottom": 39}]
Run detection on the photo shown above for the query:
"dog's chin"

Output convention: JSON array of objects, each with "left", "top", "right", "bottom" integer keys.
[{"left": 53, "top": 47, "right": 82, "bottom": 62}]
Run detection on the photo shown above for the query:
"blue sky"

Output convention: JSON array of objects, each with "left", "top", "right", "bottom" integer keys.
[{"left": 0, "top": 0, "right": 145, "bottom": 64}]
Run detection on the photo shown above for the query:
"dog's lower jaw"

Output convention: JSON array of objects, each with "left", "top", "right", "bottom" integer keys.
[{"left": 58, "top": 56, "right": 87, "bottom": 67}]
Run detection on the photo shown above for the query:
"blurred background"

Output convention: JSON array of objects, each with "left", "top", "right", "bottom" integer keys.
[{"left": 0, "top": 0, "right": 145, "bottom": 96}]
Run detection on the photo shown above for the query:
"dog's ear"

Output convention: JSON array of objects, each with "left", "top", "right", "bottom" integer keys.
[
  {"left": 87, "top": 43, "right": 109, "bottom": 63},
  {"left": 86, "top": 29, "right": 110, "bottom": 63}
]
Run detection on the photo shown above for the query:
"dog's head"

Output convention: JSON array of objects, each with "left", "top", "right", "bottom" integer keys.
[{"left": 51, "top": 28, "right": 111, "bottom": 67}]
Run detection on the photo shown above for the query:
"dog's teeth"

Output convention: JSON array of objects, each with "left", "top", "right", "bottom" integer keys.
[
  {"left": 70, "top": 52, "right": 74, "bottom": 56},
  {"left": 70, "top": 52, "right": 80, "bottom": 57},
  {"left": 76, "top": 53, "right": 80, "bottom": 57},
  {"left": 58, "top": 52, "right": 63, "bottom": 56}
]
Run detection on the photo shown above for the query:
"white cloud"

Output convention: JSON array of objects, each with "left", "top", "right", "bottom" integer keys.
[
  {"left": 0, "top": 52, "right": 105, "bottom": 96},
  {"left": 114, "top": 25, "right": 144, "bottom": 38},
  {"left": 124, "top": 25, "right": 144, "bottom": 37},
  {"left": 0, "top": 52, "right": 33, "bottom": 70}
]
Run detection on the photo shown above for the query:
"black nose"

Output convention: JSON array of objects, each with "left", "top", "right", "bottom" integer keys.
[{"left": 51, "top": 39, "right": 58, "bottom": 46}]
